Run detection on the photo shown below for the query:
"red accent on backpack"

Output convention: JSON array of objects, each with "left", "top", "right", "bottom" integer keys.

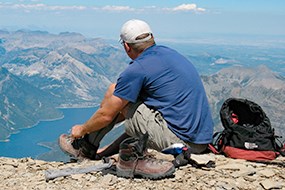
[
  {"left": 231, "top": 113, "right": 239, "bottom": 124},
  {"left": 222, "top": 146, "right": 278, "bottom": 161}
]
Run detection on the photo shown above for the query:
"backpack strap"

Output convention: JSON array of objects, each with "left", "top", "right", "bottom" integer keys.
[
  {"left": 173, "top": 147, "right": 215, "bottom": 168},
  {"left": 208, "top": 132, "right": 222, "bottom": 154},
  {"left": 208, "top": 130, "right": 231, "bottom": 154},
  {"left": 279, "top": 147, "right": 285, "bottom": 157},
  {"left": 274, "top": 137, "right": 285, "bottom": 157}
]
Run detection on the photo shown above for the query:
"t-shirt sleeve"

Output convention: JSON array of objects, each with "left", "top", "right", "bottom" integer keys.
[{"left": 114, "top": 63, "right": 145, "bottom": 103}]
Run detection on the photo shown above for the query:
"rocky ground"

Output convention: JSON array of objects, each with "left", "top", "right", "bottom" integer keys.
[{"left": 1, "top": 151, "right": 285, "bottom": 190}]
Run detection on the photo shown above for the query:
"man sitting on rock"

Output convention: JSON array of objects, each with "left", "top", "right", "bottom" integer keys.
[{"left": 59, "top": 19, "right": 214, "bottom": 178}]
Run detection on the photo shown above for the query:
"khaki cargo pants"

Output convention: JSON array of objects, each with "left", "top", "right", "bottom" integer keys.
[{"left": 124, "top": 102, "right": 207, "bottom": 153}]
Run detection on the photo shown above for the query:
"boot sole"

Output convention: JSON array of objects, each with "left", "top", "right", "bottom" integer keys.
[{"left": 116, "top": 165, "right": 175, "bottom": 179}]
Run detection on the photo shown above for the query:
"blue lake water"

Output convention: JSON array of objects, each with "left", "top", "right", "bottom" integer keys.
[{"left": 0, "top": 107, "right": 116, "bottom": 160}]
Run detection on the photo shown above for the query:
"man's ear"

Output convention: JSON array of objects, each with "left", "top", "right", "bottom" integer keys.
[{"left": 124, "top": 43, "right": 131, "bottom": 52}]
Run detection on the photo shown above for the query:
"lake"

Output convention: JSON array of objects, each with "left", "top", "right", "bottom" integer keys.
[{"left": 0, "top": 107, "right": 124, "bottom": 161}]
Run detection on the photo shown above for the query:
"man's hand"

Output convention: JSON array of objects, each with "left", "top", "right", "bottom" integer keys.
[{"left": 71, "top": 124, "right": 88, "bottom": 138}]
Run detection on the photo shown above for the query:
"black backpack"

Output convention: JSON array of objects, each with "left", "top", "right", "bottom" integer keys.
[{"left": 209, "top": 98, "right": 285, "bottom": 161}]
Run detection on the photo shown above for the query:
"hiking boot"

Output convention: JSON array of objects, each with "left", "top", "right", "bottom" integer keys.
[
  {"left": 116, "top": 133, "right": 175, "bottom": 179},
  {"left": 58, "top": 134, "right": 99, "bottom": 160},
  {"left": 58, "top": 116, "right": 119, "bottom": 161},
  {"left": 58, "top": 134, "right": 85, "bottom": 160}
]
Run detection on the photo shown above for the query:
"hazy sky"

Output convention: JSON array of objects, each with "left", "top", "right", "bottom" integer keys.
[{"left": 0, "top": 0, "right": 285, "bottom": 41}]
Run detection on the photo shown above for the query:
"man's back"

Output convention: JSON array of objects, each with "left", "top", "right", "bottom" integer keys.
[{"left": 114, "top": 45, "right": 213, "bottom": 144}]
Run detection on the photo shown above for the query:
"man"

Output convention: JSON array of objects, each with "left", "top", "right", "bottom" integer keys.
[{"left": 59, "top": 19, "right": 213, "bottom": 162}]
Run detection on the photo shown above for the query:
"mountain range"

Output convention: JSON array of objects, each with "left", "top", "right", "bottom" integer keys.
[
  {"left": 0, "top": 67, "right": 62, "bottom": 140},
  {"left": 0, "top": 30, "right": 128, "bottom": 140},
  {"left": 202, "top": 65, "right": 285, "bottom": 138},
  {"left": 0, "top": 30, "right": 128, "bottom": 107},
  {"left": 0, "top": 30, "right": 284, "bottom": 141}
]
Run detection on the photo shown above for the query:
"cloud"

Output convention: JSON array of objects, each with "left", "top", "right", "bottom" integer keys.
[
  {"left": 167, "top": 4, "right": 206, "bottom": 12},
  {"left": 0, "top": 3, "right": 133, "bottom": 12},
  {"left": 101, "top": 5, "right": 135, "bottom": 12},
  {"left": 49, "top": 5, "right": 86, "bottom": 11},
  {"left": 0, "top": 3, "right": 86, "bottom": 11},
  {"left": 0, "top": 3, "right": 205, "bottom": 13}
]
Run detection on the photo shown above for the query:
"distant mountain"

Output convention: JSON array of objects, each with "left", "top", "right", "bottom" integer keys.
[
  {"left": 0, "top": 30, "right": 129, "bottom": 107},
  {"left": 202, "top": 65, "right": 285, "bottom": 139},
  {"left": 0, "top": 30, "right": 128, "bottom": 141},
  {"left": 0, "top": 67, "right": 62, "bottom": 140}
]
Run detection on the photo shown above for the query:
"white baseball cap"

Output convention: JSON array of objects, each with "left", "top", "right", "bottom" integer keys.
[{"left": 120, "top": 19, "right": 152, "bottom": 43}]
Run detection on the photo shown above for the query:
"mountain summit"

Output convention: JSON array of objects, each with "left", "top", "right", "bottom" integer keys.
[{"left": 0, "top": 151, "right": 284, "bottom": 189}]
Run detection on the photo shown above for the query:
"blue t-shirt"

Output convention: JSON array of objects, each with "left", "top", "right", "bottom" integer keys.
[{"left": 114, "top": 45, "right": 213, "bottom": 144}]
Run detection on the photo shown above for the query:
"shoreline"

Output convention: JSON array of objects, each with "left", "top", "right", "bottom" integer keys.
[
  {"left": 0, "top": 105, "right": 99, "bottom": 142},
  {"left": 56, "top": 103, "right": 100, "bottom": 109},
  {"left": 0, "top": 115, "right": 65, "bottom": 143}
]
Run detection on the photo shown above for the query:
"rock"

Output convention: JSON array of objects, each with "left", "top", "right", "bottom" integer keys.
[
  {"left": 0, "top": 152, "right": 285, "bottom": 190},
  {"left": 100, "top": 174, "right": 117, "bottom": 186},
  {"left": 260, "top": 179, "right": 283, "bottom": 190},
  {"left": 190, "top": 153, "right": 215, "bottom": 165},
  {"left": 258, "top": 168, "right": 276, "bottom": 177}
]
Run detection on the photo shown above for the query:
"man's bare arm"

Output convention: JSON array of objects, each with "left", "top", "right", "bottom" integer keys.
[{"left": 71, "top": 84, "right": 129, "bottom": 138}]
